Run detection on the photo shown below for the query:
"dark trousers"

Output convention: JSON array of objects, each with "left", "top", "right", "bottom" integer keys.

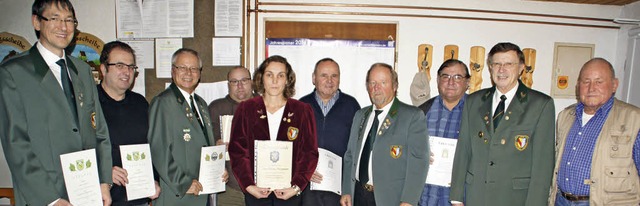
[
  {"left": 245, "top": 192, "right": 302, "bottom": 206},
  {"left": 301, "top": 185, "right": 341, "bottom": 206},
  {"left": 354, "top": 181, "right": 376, "bottom": 206}
]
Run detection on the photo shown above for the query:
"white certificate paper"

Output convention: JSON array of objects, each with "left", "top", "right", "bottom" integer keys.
[
  {"left": 220, "top": 115, "right": 233, "bottom": 161},
  {"left": 198, "top": 145, "right": 226, "bottom": 194},
  {"left": 120, "top": 144, "right": 155, "bottom": 201},
  {"left": 254, "top": 140, "right": 292, "bottom": 190},
  {"left": 425, "top": 136, "right": 458, "bottom": 187},
  {"left": 60, "top": 149, "right": 102, "bottom": 206},
  {"left": 155, "top": 38, "right": 182, "bottom": 78},
  {"left": 212, "top": 38, "right": 241, "bottom": 66},
  {"left": 310, "top": 148, "right": 342, "bottom": 195}
]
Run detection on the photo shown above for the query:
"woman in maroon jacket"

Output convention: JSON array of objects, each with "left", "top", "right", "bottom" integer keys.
[{"left": 229, "top": 55, "right": 318, "bottom": 206}]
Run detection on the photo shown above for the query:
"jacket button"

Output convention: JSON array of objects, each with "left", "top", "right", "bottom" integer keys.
[
  {"left": 72, "top": 128, "right": 78, "bottom": 132},
  {"left": 489, "top": 161, "right": 495, "bottom": 166}
]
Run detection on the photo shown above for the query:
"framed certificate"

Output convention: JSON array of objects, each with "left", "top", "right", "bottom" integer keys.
[{"left": 254, "top": 140, "right": 292, "bottom": 190}]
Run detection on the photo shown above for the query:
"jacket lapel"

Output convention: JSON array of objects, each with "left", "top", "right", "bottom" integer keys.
[
  {"left": 252, "top": 96, "right": 270, "bottom": 141},
  {"left": 66, "top": 56, "right": 83, "bottom": 111},
  {"left": 170, "top": 83, "right": 207, "bottom": 143},
  {"left": 29, "top": 46, "right": 77, "bottom": 126},
  {"left": 480, "top": 89, "right": 494, "bottom": 134},
  {"left": 377, "top": 98, "right": 400, "bottom": 138},
  {"left": 277, "top": 99, "right": 294, "bottom": 141}
]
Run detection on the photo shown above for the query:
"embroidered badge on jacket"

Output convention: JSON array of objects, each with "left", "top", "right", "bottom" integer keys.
[
  {"left": 390, "top": 145, "right": 402, "bottom": 159},
  {"left": 287, "top": 127, "right": 299, "bottom": 140},
  {"left": 91, "top": 112, "right": 96, "bottom": 129},
  {"left": 515, "top": 135, "right": 529, "bottom": 151}
]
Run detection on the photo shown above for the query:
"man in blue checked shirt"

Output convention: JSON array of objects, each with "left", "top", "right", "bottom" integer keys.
[
  {"left": 550, "top": 58, "right": 640, "bottom": 206},
  {"left": 417, "top": 59, "right": 469, "bottom": 206}
]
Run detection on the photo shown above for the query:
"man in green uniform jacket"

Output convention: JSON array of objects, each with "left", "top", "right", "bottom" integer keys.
[
  {"left": 450, "top": 42, "right": 555, "bottom": 206},
  {"left": 0, "top": 0, "right": 112, "bottom": 205}
]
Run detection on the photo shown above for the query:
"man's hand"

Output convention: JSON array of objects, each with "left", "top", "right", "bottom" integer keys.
[
  {"left": 310, "top": 171, "right": 323, "bottom": 183},
  {"left": 429, "top": 152, "right": 434, "bottom": 165},
  {"left": 100, "top": 183, "right": 112, "bottom": 206},
  {"left": 149, "top": 181, "right": 161, "bottom": 199},
  {"left": 53, "top": 199, "right": 72, "bottom": 206},
  {"left": 246, "top": 185, "right": 271, "bottom": 199},
  {"left": 216, "top": 139, "right": 229, "bottom": 150},
  {"left": 111, "top": 166, "right": 128, "bottom": 186},
  {"left": 452, "top": 203, "right": 464, "bottom": 206},
  {"left": 222, "top": 169, "right": 229, "bottom": 183},
  {"left": 186, "top": 179, "right": 203, "bottom": 195},
  {"left": 274, "top": 187, "right": 296, "bottom": 200},
  {"left": 340, "top": 194, "right": 352, "bottom": 206},
  {"left": 400, "top": 202, "right": 413, "bottom": 206}
]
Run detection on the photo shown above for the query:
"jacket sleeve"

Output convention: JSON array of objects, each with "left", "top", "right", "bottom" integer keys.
[
  {"left": 342, "top": 109, "right": 364, "bottom": 197},
  {"left": 0, "top": 67, "right": 60, "bottom": 205},
  {"left": 90, "top": 71, "right": 113, "bottom": 185},
  {"left": 450, "top": 96, "right": 472, "bottom": 202},
  {"left": 147, "top": 97, "right": 192, "bottom": 197},
  {"left": 400, "top": 108, "right": 429, "bottom": 204},
  {"left": 525, "top": 98, "right": 556, "bottom": 206},
  {"left": 228, "top": 102, "right": 253, "bottom": 192},
  {"left": 291, "top": 103, "right": 318, "bottom": 189}
]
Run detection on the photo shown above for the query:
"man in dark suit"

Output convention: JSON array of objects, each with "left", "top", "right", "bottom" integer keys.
[
  {"left": 340, "top": 63, "right": 429, "bottom": 206},
  {"left": 450, "top": 42, "right": 555, "bottom": 206},
  {"left": 0, "top": 0, "right": 113, "bottom": 205},
  {"left": 148, "top": 48, "right": 227, "bottom": 205}
]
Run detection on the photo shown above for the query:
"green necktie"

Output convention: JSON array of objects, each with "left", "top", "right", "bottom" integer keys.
[
  {"left": 359, "top": 109, "right": 382, "bottom": 184},
  {"left": 493, "top": 95, "right": 507, "bottom": 130},
  {"left": 56, "top": 59, "right": 78, "bottom": 125}
]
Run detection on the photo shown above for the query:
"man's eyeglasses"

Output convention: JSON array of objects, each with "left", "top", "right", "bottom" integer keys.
[
  {"left": 37, "top": 14, "right": 78, "bottom": 26},
  {"left": 173, "top": 65, "right": 202, "bottom": 73},
  {"left": 438, "top": 74, "right": 467, "bottom": 82},
  {"left": 229, "top": 78, "right": 251, "bottom": 86},
  {"left": 107, "top": 63, "right": 138, "bottom": 71},
  {"left": 490, "top": 62, "right": 519, "bottom": 69}
]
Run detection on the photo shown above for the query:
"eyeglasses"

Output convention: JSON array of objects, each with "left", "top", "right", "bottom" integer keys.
[
  {"left": 490, "top": 62, "right": 519, "bottom": 69},
  {"left": 439, "top": 74, "right": 467, "bottom": 82},
  {"left": 37, "top": 14, "right": 78, "bottom": 26},
  {"left": 173, "top": 65, "right": 201, "bottom": 73},
  {"left": 229, "top": 78, "right": 251, "bottom": 86},
  {"left": 107, "top": 63, "right": 138, "bottom": 71}
]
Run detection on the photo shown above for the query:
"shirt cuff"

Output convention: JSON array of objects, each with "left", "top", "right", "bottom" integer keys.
[{"left": 451, "top": 200, "right": 463, "bottom": 204}]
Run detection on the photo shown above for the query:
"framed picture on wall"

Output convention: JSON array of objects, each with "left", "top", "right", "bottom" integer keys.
[{"left": 551, "top": 42, "right": 595, "bottom": 99}]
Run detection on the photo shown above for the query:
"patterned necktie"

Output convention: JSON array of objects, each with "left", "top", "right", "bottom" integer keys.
[
  {"left": 359, "top": 109, "right": 383, "bottom": 184},
  {"left": 56, "top": 59, "right": 78, "bottom": 124},
  {"left": 493, "top": 95, "right": 507, "bottom": 130},
  {"left": 190, "top": 95, "right": 209, "bottom": 145}
]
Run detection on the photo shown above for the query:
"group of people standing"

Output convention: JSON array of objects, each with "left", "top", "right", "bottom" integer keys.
[{"left": 1, "top": 0, "right": 639, "bottom": 206}]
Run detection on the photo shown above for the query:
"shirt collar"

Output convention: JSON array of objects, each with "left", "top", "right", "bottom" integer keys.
[
  {"left": 176, "top": 86, "right": 195, "bottom": 105},
  {"left": 314, "top": 89, "right": 340, "bottom": 104},
  {"left": 437, "top": 94, "right": 467, "bottom": 111},
  {"left": 37, "top": 41, "right": 66, "bottom": 67},
  {"left": 576, "top": 96, "right": 615, "bottom": 117},
  {"left": 493, "top": 81, "right": 519, "bottom": 105}
]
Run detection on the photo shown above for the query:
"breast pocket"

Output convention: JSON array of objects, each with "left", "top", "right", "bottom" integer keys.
[{"left": 609, "top": 132, "right": 632, "bottom": 158}]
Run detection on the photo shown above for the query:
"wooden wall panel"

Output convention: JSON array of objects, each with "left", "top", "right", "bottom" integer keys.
[{"left": 265, "top": 21, "right": 396, "bottom": 40}]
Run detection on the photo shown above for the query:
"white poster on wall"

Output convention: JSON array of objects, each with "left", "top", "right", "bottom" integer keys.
[
  {"left": 266, "top": 38, "right": 395, "bottom": 106},
  {"left": 116, "top": 0, "right": 194, "bottom": 38},
  {"left": 214, "top": 0, "right": 243, "bottom": 37}
]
